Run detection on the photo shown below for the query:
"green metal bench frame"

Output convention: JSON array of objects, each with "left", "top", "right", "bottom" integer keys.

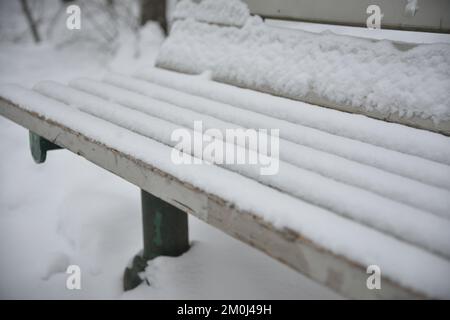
[{"left": 29, "top": 131, "right": 189, "bottom": 291}]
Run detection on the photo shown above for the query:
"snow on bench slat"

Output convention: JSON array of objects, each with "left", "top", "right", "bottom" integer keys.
[
  {"left": 1, "top": 84, "right": 450, "bottom": 299},
  {"left": 70, "top": 77, "right": 450, "bottom": 218},
  {"left": 173, "top": 0, "right": 249, "bottom": 27},
  {"left": 137, "top": 68, "right": 450, "bottom": 166},
  {"left": 156, "top": 14, "right": 450, "bottom": 135},
  {"left": 106, "top": 73, "right": 450, "bottom": 191},
  {"left": 34, "top": 81, "right": 450, "bottom": 259}
]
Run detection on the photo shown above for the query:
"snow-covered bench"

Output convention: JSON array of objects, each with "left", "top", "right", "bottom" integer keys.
[{"left": 1, "top": 0, "right": 450, "bottom": 299}]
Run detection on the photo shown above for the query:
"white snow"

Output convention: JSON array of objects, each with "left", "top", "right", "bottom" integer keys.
[
  {"left": 2, "top": 0, "right": 450, "bottom": 300},
  {"left": 0, "top": 118, "right": 330, "bottom": 299},
  {"left": 1, "top": 85, "right": 450, "bottom": 298},
  {"left": 0, "top": 0, "right": 338, "bottom": 299},
  {"left": 107, "top": 74, "right": 450, "bottom": 192},
  {"left": 173, "top": 0, "right": 250, "bottom": 27},
  {"left": 0, "top": 85, "right": 337, "bottom": 299},
  {"left": 157, "top": 15, "right": 450, "bottom": 126},
  {"left": 31, "top": 80, "right": 450, "bottom": 260},
  {"left": 137, "top": 67, "right": 450, "bottom": 166},
  {"left": 69, "top": 77, "right": 450, "bottom": 217},
  {"left": 108, "top": 22, "right": 165, "bottom": 74},
  {"left": 405, "top": 0, "right": 419, "bottom": 17}
]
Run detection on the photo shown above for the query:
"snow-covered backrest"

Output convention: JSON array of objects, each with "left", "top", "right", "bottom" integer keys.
[
  {"left": 156, "top": 0, "right": 450, "bottom": 135},
  {"left": 245, "top": 0, "right": 450, "bottom": 34}
]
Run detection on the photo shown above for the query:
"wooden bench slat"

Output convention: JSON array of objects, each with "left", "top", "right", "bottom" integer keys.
[
  {"left": 32, "top": 80, "right": 450, "bottom": 260},
  {"left": 156, "top": 16, "right": 450, "bottom": 136},
  {"left": 1, "top": 84, "right": 450, "bottom": 299},
  {"left": 68, "top": 77, "right": 450, "bottom": 217},
  {"left": 137, "top": 68, "right": 450, "bottom": 165},
  {"left": 107, "top": 72, "right": 450, "bottom": 192}
]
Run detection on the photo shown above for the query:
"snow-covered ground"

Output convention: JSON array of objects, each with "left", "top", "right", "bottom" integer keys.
[{"left": 0, "top": 0, "right": 339, "bottom": 299}]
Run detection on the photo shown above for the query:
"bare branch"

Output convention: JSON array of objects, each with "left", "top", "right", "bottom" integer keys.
[{"left": 20, "top": 0, "right": 41, "bottom": 43}]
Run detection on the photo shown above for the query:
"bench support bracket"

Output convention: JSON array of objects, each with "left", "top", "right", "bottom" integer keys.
[
  {"left": 123, "top": 189, "right": 189, "bottom": 291},
  {"left": 29, "top": 131, "right": 62, "bottom": 163}
]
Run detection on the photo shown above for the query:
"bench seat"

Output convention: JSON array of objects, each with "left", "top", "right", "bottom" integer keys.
[{"left": 1, "top": 68, "right": 449, "bottom": 299}]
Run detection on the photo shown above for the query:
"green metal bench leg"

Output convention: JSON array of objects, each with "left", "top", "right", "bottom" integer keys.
[
  {"left": 29, "top": 131, "right": 62, "bottom": 164},
  {"left": 123, "top": 189, "right": 189, "bottom": 291}
]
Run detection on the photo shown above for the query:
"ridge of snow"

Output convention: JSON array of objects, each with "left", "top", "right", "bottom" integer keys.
[
  {"left": 81, "top": 76, "right": 450, "bottom": 214},
  {"left": 173, "top": 0, "right": 250, "bottom": 27},
  {"left": 33, "top": 80, "right": 450, "bottom": 259},
  {"left": 156, "top": 18, "right": 450, "bottom": 125},
  {"left": 1, "top": 84, "right": 450, "bottom": 298},
  {"left": 137, "top": 68, "right": 450, "bottom": 166}
]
